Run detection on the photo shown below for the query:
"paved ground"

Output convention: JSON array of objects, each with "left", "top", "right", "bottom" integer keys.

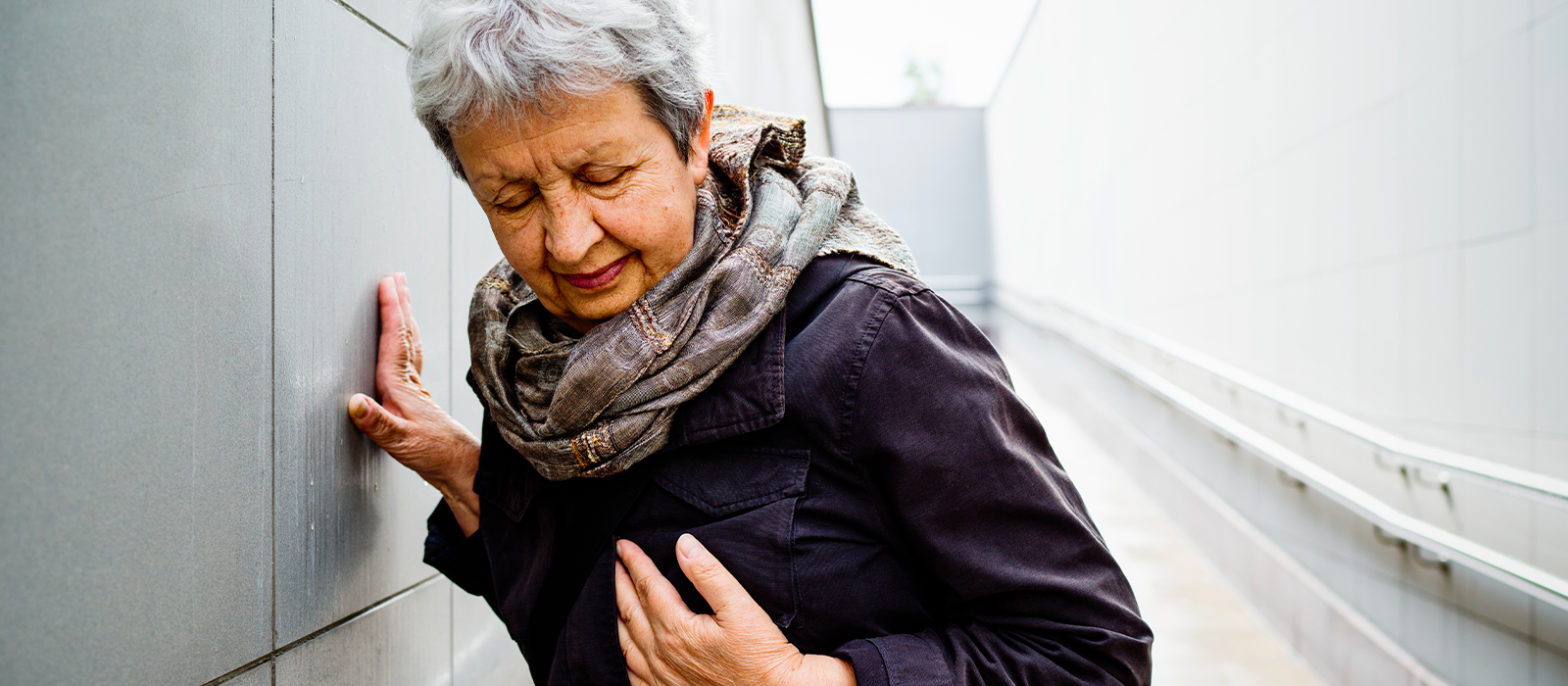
[{"left": 1006, "top": 362, "right": 1325, "bottom": 686}]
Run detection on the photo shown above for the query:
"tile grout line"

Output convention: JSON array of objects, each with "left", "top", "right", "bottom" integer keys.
[
  {"left": 268, "top": 0, "right": 279, "bottom": 683},
  {"left": 447, "top": 175, "right": 457, "bottom": 683},
  {"left": 327, "top": 0, "right": 409, "bottom": 50},
  {"left": 1526, "top": 14, "right": 1538, "bottom": 668},
  {"left": 201, "top": 575, "right": 445, "bottom": 686}
]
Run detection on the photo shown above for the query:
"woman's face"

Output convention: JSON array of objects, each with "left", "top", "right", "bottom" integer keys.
[{"left": 452, "top": 83, "right": 712, "bottom": 332}]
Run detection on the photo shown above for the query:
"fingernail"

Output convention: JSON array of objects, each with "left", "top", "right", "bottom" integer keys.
[
  {"left": 348, "top": 395, "right": 368, "bottom": 420},
  {"left": 676, "top": 533, "right": 703, "bottom": 560}
]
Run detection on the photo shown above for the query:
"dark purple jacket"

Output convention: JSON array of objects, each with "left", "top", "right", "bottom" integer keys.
[{"left": 425, "top": 255, "right": 1153, "bottom": 685}]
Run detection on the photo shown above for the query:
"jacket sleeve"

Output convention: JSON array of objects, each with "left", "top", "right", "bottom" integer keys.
[
  {"left": 828, "top": 285, "right": 1153, "bottom": 686},
  {"left": 423, "top": 498, "right": 495, "bottom": 599}
]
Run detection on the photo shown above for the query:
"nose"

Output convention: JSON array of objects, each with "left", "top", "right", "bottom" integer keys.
[{"left": 541, "top": 193, "right": 603, "bottom": 266}]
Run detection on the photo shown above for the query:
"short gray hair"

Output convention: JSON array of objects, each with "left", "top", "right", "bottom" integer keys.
[{"left": 409, "top": 0, "right": 710, "bottom": 178}]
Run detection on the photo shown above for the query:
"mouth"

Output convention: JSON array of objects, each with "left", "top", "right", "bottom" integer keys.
[{"left": 559, "top": 255, "right": 631, "bottom": 291}]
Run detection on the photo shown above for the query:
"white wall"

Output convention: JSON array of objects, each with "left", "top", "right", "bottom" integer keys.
[
  {"left": 988, "top": 3, "right": 1568, "bottom": 681},
  {"left": 827, "top": 107, "right": 991, "bottom": 307},
  {"left": 988, "top": 0, "right": 1567, "bottom": 480},
  {"left": 685, "top": 0, "right": 833, "bottom": 156}
]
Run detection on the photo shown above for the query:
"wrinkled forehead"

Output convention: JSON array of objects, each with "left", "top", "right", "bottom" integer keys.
[
  {"left": 450, "top": 83, "right": 663, "bottom": 186},
  {"left": 447, "top": 73, "right": 643, "bottom": 139}
]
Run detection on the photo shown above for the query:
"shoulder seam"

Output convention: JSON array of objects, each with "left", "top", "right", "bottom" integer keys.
[{"left": 842, "top": 269, "right": 930, "bottom": 299}]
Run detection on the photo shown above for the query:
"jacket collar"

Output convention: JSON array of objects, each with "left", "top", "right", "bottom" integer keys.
[
  {"left": 660, "top": 255, "right": 884, "bottom": 452},
  {"left": 663, "top": 308, "right": 788, "bottom": 451}
]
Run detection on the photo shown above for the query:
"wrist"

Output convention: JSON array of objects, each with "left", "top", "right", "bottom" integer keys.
[
  {"left": 422, "top": 428, "right": 480, "bottom": 492},
  {"left": 797, "top": 655, "right": 856, "bottom": 686},
  {"left": 429, "top": 435, "right": 482, "bottom": 536}
]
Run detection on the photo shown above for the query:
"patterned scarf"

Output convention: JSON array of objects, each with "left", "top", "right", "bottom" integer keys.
[{"left": 466, "top": 105, "right": 916, "bottom": 480}]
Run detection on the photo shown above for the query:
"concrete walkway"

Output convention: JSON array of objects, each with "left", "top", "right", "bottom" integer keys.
[{"left": 1006, "top": 361, "right": 1325, "bottom": 686}]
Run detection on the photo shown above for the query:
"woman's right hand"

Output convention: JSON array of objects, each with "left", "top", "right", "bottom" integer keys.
[{"left": 348, "top": 273, "right": 482, "bottom": 535}]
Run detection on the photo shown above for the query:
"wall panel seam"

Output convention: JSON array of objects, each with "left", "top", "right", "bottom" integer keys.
[
  {"left": 984, "top": 0, "right": 1044, "bottom": 107},
  {"left": 802, "top": 0, "right": 834, "bottom": 154},
  {"left": 447, "top": 157, "right": 457, "bottom": 685},
  {"left": 200, "top": 575, "right": 445, "bottom": 685},
  {"left": 326, "top": 0, "right": 409, "bottom": 50},
  {"left": 268, "top": 2, "right": 279, "bottom": 684}
]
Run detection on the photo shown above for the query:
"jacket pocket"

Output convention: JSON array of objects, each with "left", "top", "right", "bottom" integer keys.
[
  {"left": 625, "top": 445, "right": 810, "bottom": 629},
  {"left": 652, "top": 445, "right": 809, "bottom": 516}
]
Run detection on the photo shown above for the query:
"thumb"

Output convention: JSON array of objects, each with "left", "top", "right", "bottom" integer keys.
[
  {"left": 348, "top": 393, "right": 405, "bottom": 445},
  {"left": 675, "top": 534, "right": 770, "bottom": 627}
]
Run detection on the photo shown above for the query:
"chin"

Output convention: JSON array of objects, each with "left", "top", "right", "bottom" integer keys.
[{"left": 558, "top": 294, "right": 636, "bottom": 331}]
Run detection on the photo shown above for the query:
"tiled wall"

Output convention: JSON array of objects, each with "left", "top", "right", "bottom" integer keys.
[
  {"left": 987, "top": 0, "right": 1566, "bottom": 488},
  {"left": 0, "top": 0, "right": 521, "bottom": 682},
  {"left": 0, "top": 1, "right": 827, "bottom": 683}
]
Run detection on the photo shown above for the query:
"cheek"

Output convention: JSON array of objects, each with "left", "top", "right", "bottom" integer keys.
[
  {"left": 489, "top": 217, "right": 551, "bottom": 281},
  {"left": 596, "top": 189, "right": 694, "bottom": 268}
]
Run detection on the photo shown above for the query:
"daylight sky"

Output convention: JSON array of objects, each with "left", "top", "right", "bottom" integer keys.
[{"left": 811, "top": 0, "right": 1037, "bottom": 108}]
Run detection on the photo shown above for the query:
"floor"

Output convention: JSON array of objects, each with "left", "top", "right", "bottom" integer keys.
[{"left": 1006, "top": 361, "right": 1325, "bottom": 686}]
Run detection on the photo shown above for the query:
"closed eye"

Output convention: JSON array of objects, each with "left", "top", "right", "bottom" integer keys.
[
  {"left": 581, "top": 166, "right": 629, "bottom": 186},
  {"left": 494, "top": 192, "right": 535, "bottom": 213}
]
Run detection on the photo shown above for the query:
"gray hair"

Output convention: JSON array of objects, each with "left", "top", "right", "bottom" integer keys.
[{"left": 408, "top": 0, "right": 710, "bottom": 178}]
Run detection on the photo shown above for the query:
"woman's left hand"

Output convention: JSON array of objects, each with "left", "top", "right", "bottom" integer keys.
[{"left": 614, "top": 535, "right": 857, "bottom": 686}]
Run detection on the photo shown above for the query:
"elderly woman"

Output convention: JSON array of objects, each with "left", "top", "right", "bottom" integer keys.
[{"left": 347, "top": 0, "right": 1152, "bottom": 684}]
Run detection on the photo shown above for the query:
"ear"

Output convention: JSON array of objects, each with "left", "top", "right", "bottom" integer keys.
[{"left": 686, "top": 89, "right": 714, "bottom": 185}]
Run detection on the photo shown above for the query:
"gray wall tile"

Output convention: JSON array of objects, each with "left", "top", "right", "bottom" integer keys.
[
  {"left": 453, "top": 586, "right": 533, "bottom": 686},
  {"left": 275, "top": 577, "right": 452, "bottom": 685},
  {"left": 3, "top": 0, "right": 836, "bottom": 682},
  {"left": 1458, "top": 33, "right": 1532, "bottom": 241},
  {"left": 447, "top": 181, "right": 527, "bottom": 686},
  {"left": 273, "top": 0, "right": 455, "bottom": 645},
  {"left": 448, "top": 176, "right": 503, "bottom": 435},
  {"left": 0, "top": 2, "right": 273, "bottom": 683},
  {"left": 1537, "top": 9, "right": 1568, "bottom": 227}
]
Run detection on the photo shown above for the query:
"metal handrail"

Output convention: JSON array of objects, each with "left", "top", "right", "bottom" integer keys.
[
  {"left": 996, "top": 291, "right": 1568, "bottom": 508},
  {"left": 998, "top": 292, "right": 1568, "bottom": 614}
]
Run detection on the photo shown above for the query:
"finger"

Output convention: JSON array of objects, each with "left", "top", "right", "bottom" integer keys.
[
  {"left": 617, "top": 539, "right": 697, "bottom": 632},
  {"left": 615, "top": 561, "right": 664, "bottom": 685},
  {"left": 675, "top": 533, "right": 771, "bottom": 627},
  {"left": 617, "top": 617, "right": 652, "bottom": 685},
  {"left": 374, "top": 276, "right": 409, "bottom": 393},
  {"left": 347, "top": 393, "right": 406, "bottom": 445},
  {"left": 394, "top": 272, "right": 424, "bottom": 375},
  {"left": 614, "top": 559, "right": 654, "bottom": 648}
]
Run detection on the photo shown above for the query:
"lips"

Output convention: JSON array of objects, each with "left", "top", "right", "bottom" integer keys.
[{"left": 560, "top": 255, "right": 630, "bottom": 290}]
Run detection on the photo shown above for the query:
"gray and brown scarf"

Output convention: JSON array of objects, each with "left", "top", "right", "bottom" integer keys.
[{"left": 466, "top": 105, "right": 916, "bottom": 480}]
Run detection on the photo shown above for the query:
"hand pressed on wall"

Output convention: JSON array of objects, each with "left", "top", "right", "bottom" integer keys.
[
  {"left": 348, "top": 273, "right": 482, "bottom": 535},
  {"left": 614, "top": 536, "right": 858, "bottom": 686}
]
